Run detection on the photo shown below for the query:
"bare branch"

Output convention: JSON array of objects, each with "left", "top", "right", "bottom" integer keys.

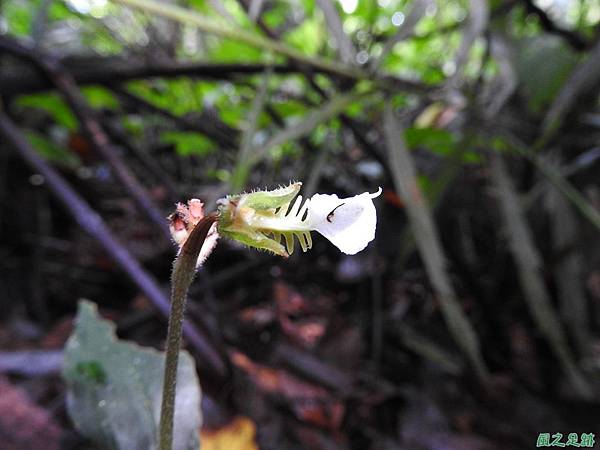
[
  {"left": 0, "top": 35, "right": 171, "bottom": 241},
  {"left": 490, "top": 152, "right": 591, "bottom": 398},
  {"left": 0, "top": 60, "right": 305, "bottom": 96},
  {"left": 483, "top": 32, "right": 517, "bottom": 117},
  {"left": 451, "top": 0, "right": 489, "bottom": 82},
  {"left": 521, "top": 0, "right": 590, "bottom": 51},
  {"left": 0, "top": 350, "right": 63, "bottom": 377},
  {"left": 0, "top": 112, "right": 229, "bottom": 382},
  {"left": 114, "top": 86, "right": 239, "bottom": 149},
  {"left": 545, "top": 163, "right": 590, "bottom": 354},
  {"left": 230, "top": 71, "right": 271, "bottom": 192},
  {"left": 248, "top": 92, "right": 362, "bottom": 167},
  {"left": 373, "top": 0, "right": 432, "bottom": 70},
  {"left": 383, "top": 103, "right": 489, "bottom": 382},
  {"left": 541, "top": 39, "right": 600, "bottom": 139},
  {"left": 248, "top": 0, "right": 265, "bottom": 22},
  {"left": 316, "top": 0, "right": 357, "bottom": 65}
]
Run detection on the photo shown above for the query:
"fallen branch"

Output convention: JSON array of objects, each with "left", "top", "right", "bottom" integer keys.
[
  {"left": 0, "top": 60, "right": 297, "bottom": 96},
  {"left": 0, "top": 35, "right": 171, "bottom": 241},
  {"left": 383, "top": 104, "right": 489, "bottom": 382},
  {"left": 490, "top": 152, "right": 591, "bottom": 398},
  {"left": 0, "top": 112, "right": 229, "bottom": 383},
  {"left": 546, "top": 174, "right": 590, "bottom": 354},
  {"left": 0, "top": 350, "right": 63, "bottom": 377}
]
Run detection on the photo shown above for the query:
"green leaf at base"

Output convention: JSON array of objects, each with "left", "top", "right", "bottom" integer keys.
[{"left": 63, "top": 300, "right": 201, "bottom": 450}]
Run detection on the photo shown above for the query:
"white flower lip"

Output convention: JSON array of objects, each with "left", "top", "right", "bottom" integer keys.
[{"left": 308, "top": 187, "right": 382, "bottom": 255}]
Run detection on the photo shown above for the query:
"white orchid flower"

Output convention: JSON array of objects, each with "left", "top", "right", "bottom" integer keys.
[
  {"left": 217, "top": 182, "right": 381, "bottom": 256},
  {"left": 307, "top": 189, "right": 382, "bottom": 254}
]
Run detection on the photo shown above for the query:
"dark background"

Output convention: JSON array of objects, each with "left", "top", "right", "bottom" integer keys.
[{"left": 1, "top": 0, "right": 599, "bottom": 448}]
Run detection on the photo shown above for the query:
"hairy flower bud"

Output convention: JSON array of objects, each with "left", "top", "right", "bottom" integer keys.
[{"left": 168, "top": 199, "right": 219, "bottom": 267}]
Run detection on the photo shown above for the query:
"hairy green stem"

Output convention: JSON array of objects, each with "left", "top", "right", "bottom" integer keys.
[{"left": 159, "top": 213, "right": 217, "bottom": 450}]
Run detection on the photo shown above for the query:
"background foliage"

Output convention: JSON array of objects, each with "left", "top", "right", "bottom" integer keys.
[{"left": 0, "top": 0, "right": 599, "bottom": 449}]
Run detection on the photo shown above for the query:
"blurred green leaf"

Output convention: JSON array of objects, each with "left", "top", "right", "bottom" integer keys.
[
  {"left": 2, "top": 0, "right": 38, "bottom": 36},
  {"left": 48, "top": 1, "right": 74, "bottom": 20},
  {"left": 127, "top": 79, "right": 202, "bottom": 117},
  {"left": 16, "top": 93, "right": 77, "bottom": 131},
  {"left": 24, "top": 130, "right": 80, "bottom": 168},
  {"left": 284, "top": 17, "right": 325, "bottom": 56},
  {"left": 161, "top": 130, "right": 215, "bottom": 156},
  {"left": 82, "top": 86, "right": 120, "bottom": 110},
  {"left": 209, "top": 38, "right": 263, "bottom": 62},
  {"left": 121, "top": 115, "right": 144, "bottom": 137},
  {"left": 205, "top": 168, "right": 230, "bottom": 181},
  {"left": 63, "top": 300, "right": 201, "bottom": 450},
  {"left": 272, "top": 100, "right": 308, "bottom": 119},
  {"left": 515, "top": 36, "right": 579, "bottom": 113},
  {"left": 262, "top": 2, "right": 292, "bottom": 29},
  {"left": 405, "top": 127, "right": 481, "bottom": 163},
  {"left": 405, "top": 127, "right": 456, "bottom": 154}
]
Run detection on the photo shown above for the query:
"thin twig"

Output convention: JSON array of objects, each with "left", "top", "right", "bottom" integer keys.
[
  {"left": 0, "top": 112, "right": 228, "bottom": 383},
  {"left": 383, "top": 103, "right": 489, "bottom": 382},
  {"left": 302, "top": 73, "right": 394, "bottom": 180},
  {"left": 230, "top": 71, "right": 271, "bottom": 193},
  {"left": 271, "top": 343, "right": 355, "bottom": 395},
  {"left": 113, "top": 0, "right": 434, "bottom": 94},
  {"left": 499, "top": 131, "right": 600, "bottom": 231},
  {"left": 450, "top": 0, "right": 489, "bottom": 84},
  {"left": 541, "top": 38, "right": 600, "bottom": 140},
  {"left": 372, "top": 0, "right": 431, "bottom": 71},
  {"left": 316, "top": 0, "right": 357, "bottom": 64},
  {"left": 546, "top": 171, "right": 590, "bottom": 354},
  {"left": 113, "top": 86, "right": 239, "bottom": 149},
  {"left": 0, "top": 60, "right": 305, "bottom": 96},
  {"left": 247, "top": 92, "right": 366, "bottom": 167},
  {"left": 0, "top": 35, "right": 172, "bottom": 241},
  {"left": 100, "top": 112, "right": 181, "bottom": 200},
  {"left": 521, "top": 0, "right": 590, "bottom": 51},
  {"left": 490, "top": 152, "right": 592, "bottom": 398},
  {"left": 0, "top": 350, "right": 63, "bottom": 377}
]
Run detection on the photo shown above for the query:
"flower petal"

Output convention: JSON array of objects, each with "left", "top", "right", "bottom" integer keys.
[
  {"left": 309, "top": 188, "right": 381, "bottom": 255},
  {"left": 196, "top": 222, "right": 219, "bottom": 267}
]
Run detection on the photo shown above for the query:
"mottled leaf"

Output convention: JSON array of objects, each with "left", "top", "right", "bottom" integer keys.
[{"left": 63, "top": 300, "right": 201, "bottom": 450}]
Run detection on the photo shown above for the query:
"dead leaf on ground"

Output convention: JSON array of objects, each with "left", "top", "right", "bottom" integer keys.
[
  {"left": 239, "top": 305, "right": 276, "bottom": 327},
  {"left": 0, "top": 376, "right": 62, "bottom": 450},
  {"left": 200, "top": 416, "right": 259, "bottom": 450},
  {"left": 231, "top": 351, "right": 344, "bottom": 430},
  {"left": 279, "top": 316, "right": 326, "bottom": 350},
  {"left": 273, "top": 282, "right": 329, "bottom": 349},
  {"left": 41, "top": 316, "right": 74, "bottom": 349}
]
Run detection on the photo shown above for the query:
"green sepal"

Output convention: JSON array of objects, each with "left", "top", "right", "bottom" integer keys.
[
  {"left": 219, "top": 228, "right": 288, "bottom": 257},
  {"left": 243, "top": 182, "right": 301, "bottom": 210}
]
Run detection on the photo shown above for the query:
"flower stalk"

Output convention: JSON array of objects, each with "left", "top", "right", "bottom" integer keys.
[
  {"left": 159, "top": 183, "right": 379, "bottom": 449},
  {"left": 159, "top": 213, "right": 217, "bottom": 450}
]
